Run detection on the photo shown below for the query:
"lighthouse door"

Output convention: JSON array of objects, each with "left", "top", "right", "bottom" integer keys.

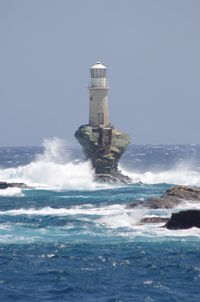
[{"left": 98, "top": 113, "right": 104, "bottom": 125}]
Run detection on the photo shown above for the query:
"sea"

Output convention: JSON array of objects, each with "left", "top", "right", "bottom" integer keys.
[{"left": 0, "top": 138, "right": 200, "bottom": 301}]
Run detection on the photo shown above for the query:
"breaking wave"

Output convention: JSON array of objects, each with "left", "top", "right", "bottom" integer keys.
[
  {"left": 0, "top": 138, "right": 199, "bottom": 190},
  {"left": 0, "top": 187, "right": 24, "bottom": 197},
  {"left": 1, "top": 202, "right": 200, "bottom": 242},
  {"left": 120, "top": 166, "right": 200, "bottom": 186},
  {"left": 0, "top": 138, "right": 110, "bottom": 190}
]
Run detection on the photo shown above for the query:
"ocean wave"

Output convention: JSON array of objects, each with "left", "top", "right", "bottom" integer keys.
[
  {"left": 0, "top": 204, "right": 131, "bottom": 217},
  {"left": 0, "top": 138, "right": 200, "bottom": 190},
  {"left": 120, "top": 166, "right": 200, "bottom": 186},
  {"left": 0, "top": 187, "right": 24, "bottom": 197},
  {"left": 0, "top": 160, "right": 97, "bottom": 190},
  {"left": 117, "top": 224, "right": 200, "bottom": 239},
  {"left": 0, "top": 138, "right": 111, "bottom": 190},
  {"left": 0, "top": 202, "right": 200, "bottom": 243},
  {"left": 0, "top": 206, "right": 89, "bottom": 216}
]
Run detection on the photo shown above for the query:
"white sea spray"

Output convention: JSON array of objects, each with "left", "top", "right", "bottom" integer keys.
[
  {"left": 0, "top": 138, "right": 112, "bottom": 190},
  {"left": 0, "top": 187, "right": 24, "bottom": 197},
  {"left": 120, "top": 164, "right": 200, "bottom": 186}
]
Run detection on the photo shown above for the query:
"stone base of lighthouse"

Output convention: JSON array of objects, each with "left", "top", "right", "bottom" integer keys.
[{"left": 74, "top": 125, "right": 131, "bottom": 183}]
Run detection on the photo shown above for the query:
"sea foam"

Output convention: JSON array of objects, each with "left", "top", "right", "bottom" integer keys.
[
  {"left": 0, "top": 202, "right": 200, "bottom": 240},
  {"left": 0, "top": 138, "right": 106, "bottom": 190},
  {"left": 120, "top": 165, "right": 200, "bottom": 186},
  {"left": 0, "top": 187, "right": 24, "bottom": 197},
  {"left": 0, "top": 138, "right": 200, "bottom": 190}
]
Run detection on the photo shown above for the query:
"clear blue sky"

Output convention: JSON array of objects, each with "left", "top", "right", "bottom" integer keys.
[{"left": 0, "top": 0, "right": 199, "bottom": 146}]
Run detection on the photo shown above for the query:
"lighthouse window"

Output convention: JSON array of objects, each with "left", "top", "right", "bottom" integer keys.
[
  {"left": 98, "top": 113, "right": 104, "bottom": 125},
  {"left": 90, "top": 96, "right": 92, "bottom": 101}
]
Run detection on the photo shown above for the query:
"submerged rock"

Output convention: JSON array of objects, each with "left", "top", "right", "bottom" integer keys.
[
  {"left": 75, "top": 124, "right": 131, "bottom": 183},
  {"left": 166, "top": 210, "right": 200, "bottom": 229},
  {"left": 0, "top": 182, "right": 29, "bottom": 189},
  {"left": 129, "top": 186, "right": 200, "bottom": 209}
]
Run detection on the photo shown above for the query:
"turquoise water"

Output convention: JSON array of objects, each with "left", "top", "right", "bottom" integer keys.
[{"left": 0, "top": 141, "right": 200, "bottom": 301}]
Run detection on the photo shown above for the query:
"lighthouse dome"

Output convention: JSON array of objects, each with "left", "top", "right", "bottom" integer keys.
[
  {"left": 90, "top": 61, "right": 107, "bottom": 70},
  {"left": 90, "top": 61, "right": 107, "bottom": 78}
]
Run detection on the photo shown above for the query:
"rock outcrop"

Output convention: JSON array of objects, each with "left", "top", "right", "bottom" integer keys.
[
  {"left": 166, "top": 210, "right": 200, "bottom": 229},
  {"left": 0, "top": 182, "right": 29, "bottom": 189},
  {"left": 129, "top": 186, "right": 200, "bottom": 209},
  {"left": 128, "top": 185, "right": 200, "bottom": 229},
  {"left": 75, "top": 125, "right": 131, "bottom": 183}
]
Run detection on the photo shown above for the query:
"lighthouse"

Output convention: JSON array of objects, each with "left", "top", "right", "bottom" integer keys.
[
  {"left": 75, "top": 61, "right": 131, "bottom": 183},
  {"left": 89, "top": 62, "right": 109, "bottom": 127}
]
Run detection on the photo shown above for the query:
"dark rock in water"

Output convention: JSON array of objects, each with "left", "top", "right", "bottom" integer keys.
[
  {"left": 128, "top": 186, "right": 200, "bottom": 228},
  {"left": 164, "top": 186, "right": 200, "bottom": 200},
  {"left": 166, "top": 210, "right": 200, "bottom": 229},
  {"left": 75, "top": 124, "right": 131, "bottom": 183},
  {"left": 95, "top": 172, "right": 131, "bottom": 184},
  {"left": 0, "top": 182, "right": 29, "bottom": 189},
  {"left": 129, "top": 186, "right": 200, "bottom": 209}
]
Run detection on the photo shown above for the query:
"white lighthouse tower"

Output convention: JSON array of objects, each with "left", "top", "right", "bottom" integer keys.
[
  {"left": 89, "top": 62, "right": 109, "bottom": 127},
  {"left": 75, "top": 61, "right": 131, "bottom": 183}
]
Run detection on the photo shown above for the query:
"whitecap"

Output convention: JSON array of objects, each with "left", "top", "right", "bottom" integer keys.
[
  {"left": 0, "top": 138, "right": 115, "bottom": 191},
  {"left": 0, "top": 187, "right": 24, "bottom": 197},
  {"left": 120, "top": 165, "right": 200, "bottom": 186}
]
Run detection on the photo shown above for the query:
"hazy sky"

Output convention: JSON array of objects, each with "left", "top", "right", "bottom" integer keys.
[{"left": 0, "top": 0, "right": 200, "bottom": 146}]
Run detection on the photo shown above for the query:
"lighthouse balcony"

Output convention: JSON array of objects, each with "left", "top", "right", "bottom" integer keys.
[{"left": 88, "top": 79, "right": 110, "bottom": 89}]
